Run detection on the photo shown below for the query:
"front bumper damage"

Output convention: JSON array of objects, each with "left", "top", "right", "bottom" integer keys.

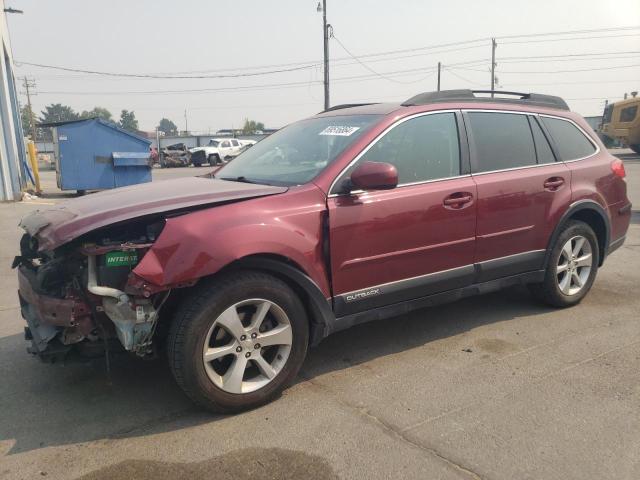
[
  {"left": 16, "top": 240, "right": 168, "bottom": 363},
  {"left": 18, "top": 267, "right": 91, "bottom": 361}
]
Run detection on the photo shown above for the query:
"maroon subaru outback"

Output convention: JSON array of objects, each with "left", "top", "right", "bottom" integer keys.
[{"left": 15, "top": 90, "right": 631, "bottom": 412}]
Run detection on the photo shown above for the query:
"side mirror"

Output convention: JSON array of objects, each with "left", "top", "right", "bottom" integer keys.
[{"left": 349, "top": 161, "right": 398, "bottom": 192}]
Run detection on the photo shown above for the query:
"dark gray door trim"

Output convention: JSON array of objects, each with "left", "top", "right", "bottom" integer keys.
[{"left": 333, "top": 249, "right": 546, "bottom": 317}]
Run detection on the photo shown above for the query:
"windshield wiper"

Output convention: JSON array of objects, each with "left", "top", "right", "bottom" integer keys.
[{"left": 220, "top": 176, "right": 259, "bottom": 184}]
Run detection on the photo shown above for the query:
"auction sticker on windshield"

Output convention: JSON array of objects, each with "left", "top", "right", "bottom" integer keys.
[{"left": 319, "top": 126, "right": 361, "bottom": 136}]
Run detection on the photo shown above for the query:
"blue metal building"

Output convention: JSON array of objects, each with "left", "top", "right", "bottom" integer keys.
[
  {"left": 1, "top": 3, "right": 29, "bottom": 201},
  {"left": 43, "top": 118, "right": 152, "bottom": 192}
]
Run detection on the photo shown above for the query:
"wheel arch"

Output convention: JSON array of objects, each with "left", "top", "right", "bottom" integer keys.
[
  {"left": 219, "top": 254, "right": 335, "bottom": 346},
  {"left": 546, "top": 200, "right": 610, "bottom": 267}
]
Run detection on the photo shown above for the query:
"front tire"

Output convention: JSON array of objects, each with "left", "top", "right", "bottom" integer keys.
[
  {"left": 167, "top": 271, "right": 308, "bottom": 413},
  {"left": 529, "top": 220, "right": 599, "bottom": 307}
]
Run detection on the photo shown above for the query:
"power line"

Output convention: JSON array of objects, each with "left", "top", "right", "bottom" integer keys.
[
  {"left": 501, "top": 32, "right": 640, "bottom": 44},
  {"left": 332, "top": 33, "right": 437, "bottom": 85},
  {"left": 498, "top": 50, "right": 640, "bottom": 61},
  {"left": 505, "top": 78, "right": 639, "bottom": 86},
  {"left": 443, "top": 67, "right": 486, "bottom": 87},
  {"left": 494, "top": 25, "right": 640, "bottom": 40},
  {"left": 14, "top": 60, "right": 320, "bottom": 79},
  {"left": 498, "top": 54, "right": 640, "bottom": 64},
  {"left": 35, "top": 59, "right": 492, "bottom": 96},
  {"left": 454, "top": 63, "right": 640, "bottom": 74},
  {"left": 17, "top": 25, "right": 639, "bottom": 80}
]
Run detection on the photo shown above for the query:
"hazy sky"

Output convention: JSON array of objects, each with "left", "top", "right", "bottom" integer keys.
[{"left": 5, "top": 0, "right": 640, "bottom": 132}]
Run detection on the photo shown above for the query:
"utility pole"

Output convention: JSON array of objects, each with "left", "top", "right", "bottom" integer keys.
[
  {"left": 318, "top": 0, "right": 330, "bottom": 110},
  {"left": 490, "top": 38, "right": 497, "bottom": 96},
  {"left": 22, "top": 76, "right": 41, "bottom": 193},
  {"left": 184, "top": 109, "right": 188, "bottom": 135},
  {"left": 437, "top": 62, "right": 441, "bottom": 91},
  {"left": 22, "top": 76, "right": 38, "bottom": 142}
]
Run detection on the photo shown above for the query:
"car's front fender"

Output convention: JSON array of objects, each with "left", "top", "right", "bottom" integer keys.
[{"left": 131, "top": 185, "right": 331, "bottom": 297}]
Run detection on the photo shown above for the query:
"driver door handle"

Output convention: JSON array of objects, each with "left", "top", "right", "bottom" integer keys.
[{"left": 443, "top": 192, "right": 474, "bottom": 209}]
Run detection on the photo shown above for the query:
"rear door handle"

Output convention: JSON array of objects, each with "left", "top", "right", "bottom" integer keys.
[
  {"left": 543, "top": 177, "right": 565, "bottom": 191},
  {"left": 443, "top": 192, "right": 474, "bottom": 209}
]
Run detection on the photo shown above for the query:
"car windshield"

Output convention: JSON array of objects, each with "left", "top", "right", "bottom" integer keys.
[
  {"left": 209, "top": 140, "right": 219, "bottom": 146},
  {"left": 217, "top": 114, "right": 381, "bottom": 186}
]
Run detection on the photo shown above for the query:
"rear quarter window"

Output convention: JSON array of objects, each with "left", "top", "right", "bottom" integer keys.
[{"left": 541, "top": 117, "right": 596, "bottom": 161}]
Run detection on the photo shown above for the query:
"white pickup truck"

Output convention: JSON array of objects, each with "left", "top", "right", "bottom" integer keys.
[{"left": 189, "top": 138, "right": 256, "bottom": 166}]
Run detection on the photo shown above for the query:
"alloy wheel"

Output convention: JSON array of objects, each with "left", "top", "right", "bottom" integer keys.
[
  {"left": 556, "top": 235, "right": 592, "bottom": 296},
  {"left": 202, "top": 299, "right": 293, "bottom": 394}
]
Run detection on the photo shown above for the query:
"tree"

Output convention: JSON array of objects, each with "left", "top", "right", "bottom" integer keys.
[
  {"left": 242, "top": 118, "right": 265, "bottom": 134},
  {"left": 157, "top": 118, "right": 178, "bottom": 135},
  {"left": 118, "top": 110, "right": 138, "bottom": 132},
  {"left": 20, "top": 104, "right": 34, "bottom": 137},
  {"left": 39, "top": 103, "right": 79, "bottom": 124},
  {"left": 80, "top": 106, "right": 113, "bottom": 122}
]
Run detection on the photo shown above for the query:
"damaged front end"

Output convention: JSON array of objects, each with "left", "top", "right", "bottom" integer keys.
[{"left": 14, "top": 219, "right": 169, "bottom": 363}]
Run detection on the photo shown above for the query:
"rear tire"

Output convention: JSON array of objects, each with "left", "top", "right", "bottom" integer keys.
[
  {"left": 167, "top": 271, "right": 308, "bottom": 413},
  {"left": 529, "top": 220, "right": 599, "bottom": 307}
]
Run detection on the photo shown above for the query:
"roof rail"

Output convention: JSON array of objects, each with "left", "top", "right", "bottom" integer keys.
[
  {"left": 402, "top": 89, "right": 569, "bottom": 111},
  {"left": 321, "top": 103, "right": 377, "bottom": 113}
]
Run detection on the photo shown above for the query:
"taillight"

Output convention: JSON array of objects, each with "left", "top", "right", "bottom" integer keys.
[{"left": 611, "top": 158, "right": 626, "bottom": 178}]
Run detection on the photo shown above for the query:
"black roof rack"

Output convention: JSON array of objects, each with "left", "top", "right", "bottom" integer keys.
[
  {"left": 402, "top": 89, "right": 569, "bottom": 111},
  {"left": 321, "top": 103, "right": 377, "bottom": 113}
]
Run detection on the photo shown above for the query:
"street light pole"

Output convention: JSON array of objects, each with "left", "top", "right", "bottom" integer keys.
[{"left": 318, "top": 0, "right": 330, "bottom": 110}]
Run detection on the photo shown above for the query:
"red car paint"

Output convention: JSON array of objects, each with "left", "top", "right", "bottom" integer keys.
[
  {"left": 20, "top": 176, "right": 287, "bottom": 251},
  {"left": 327, "top": 175, "right": 478, "bottom": 295},
  {"left": 20, "top": 99, "right": 631, "bottom": 325},
  {"left": 132, "top": 184, "right": 331, "bottom": 297}
]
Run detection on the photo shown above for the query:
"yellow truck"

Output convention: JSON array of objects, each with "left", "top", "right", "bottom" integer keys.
[{"left": 600, "top": 94, "right": 640, "bottom": 154}]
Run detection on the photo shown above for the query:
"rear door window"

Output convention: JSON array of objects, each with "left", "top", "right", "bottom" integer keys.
[
  {"left": 467, "top": 112, "right": 536, "bottom": 173},
  {"left": 541, "top": 117, "right": 596, "bottom": 161},
  {"left": 529, "top": 116, "right": 556, "bottom": 164}
]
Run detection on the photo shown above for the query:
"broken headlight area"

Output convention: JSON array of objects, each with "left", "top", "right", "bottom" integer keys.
[{"left": 14, "top": 219, "right": 170, "bottom": 362}]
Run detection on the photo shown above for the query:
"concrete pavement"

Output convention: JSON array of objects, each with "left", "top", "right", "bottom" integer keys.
[{"left": 1, "top": 152, "right": 638, "bottom": 479}]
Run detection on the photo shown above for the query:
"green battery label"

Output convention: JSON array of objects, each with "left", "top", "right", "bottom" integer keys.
[{"left": 104, "top": 250, "right": 139, "bottom": 267}]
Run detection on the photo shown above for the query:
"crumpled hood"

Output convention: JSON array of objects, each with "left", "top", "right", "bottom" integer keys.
[{"left": 20, "top": 177, "right": 288, "bottom": 250}]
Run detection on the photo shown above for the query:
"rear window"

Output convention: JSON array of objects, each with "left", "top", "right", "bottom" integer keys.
[
  {"left": 541, "top": 117, "right": 596, "bottom": 161},
  {"left": 620, "top": 106, "right": 638, "bottom": 123},
  {"left": 467, "top": 112, "right": 536, "bottom": 173}
]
